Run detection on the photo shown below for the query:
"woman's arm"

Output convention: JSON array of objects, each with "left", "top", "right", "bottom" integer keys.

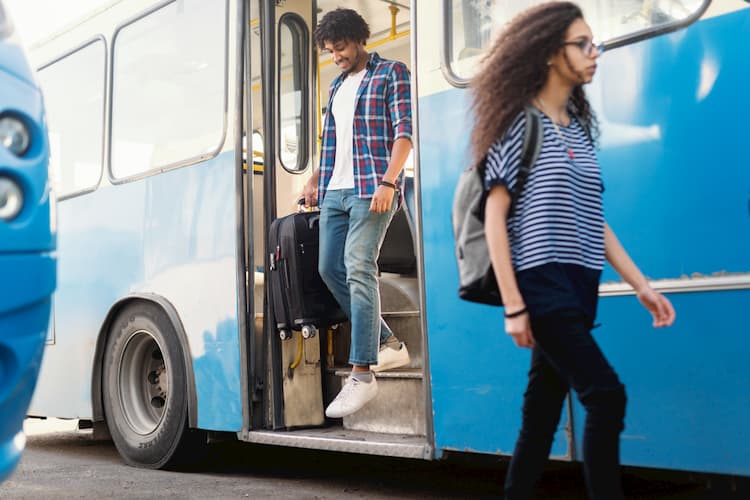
[
  {"left": 485, "top": 185, "right": 535, "bottom": 348},
  {"left": 604, "top": 222, "right": 676, "bottom": 327}
]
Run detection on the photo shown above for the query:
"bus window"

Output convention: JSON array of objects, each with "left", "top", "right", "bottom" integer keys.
[
  {"left": 110, "top": 0, "right": 227, "bottom": 180},
  {"left": 444, "top": 0, "right": 709, "bottom": 84},
  {"left": 38, "top": 39, "right": 105, "bottom": 199},
  {"left": 252, "top": 130, "right": 264, "bottom": 171},
  {"left": 277, "top": 13, "right": 309, "bottom": 172}
]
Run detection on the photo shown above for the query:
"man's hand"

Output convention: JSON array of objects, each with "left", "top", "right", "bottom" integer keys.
[
  {"left": 303, "top": 178, "right": 318, "bottom": 208},
  {"left": 370, "top": 185, "right": 395, "bottom": 213}
]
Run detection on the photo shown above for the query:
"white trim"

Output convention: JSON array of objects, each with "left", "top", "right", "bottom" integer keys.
[{"left": 600, "top": 274, "right": 750, "bottom": 296}]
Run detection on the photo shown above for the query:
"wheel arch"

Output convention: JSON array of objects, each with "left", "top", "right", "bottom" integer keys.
[{"left": 91, "top": 294, "right": 198, "bottom": 428}]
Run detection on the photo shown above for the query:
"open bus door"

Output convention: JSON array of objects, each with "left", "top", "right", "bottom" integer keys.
[
  {"left": 242, "top": 1, "right": 430, "bottom": 459},
  {"left": 250, "top": 0, "right": 318, "bottom": 431}
]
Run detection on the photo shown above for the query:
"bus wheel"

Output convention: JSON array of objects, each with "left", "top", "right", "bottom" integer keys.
[{"left": 102, "top": 302, "right": 200, "bottom": 469}]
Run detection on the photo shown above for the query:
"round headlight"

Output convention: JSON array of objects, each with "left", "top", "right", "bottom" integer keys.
[
  {"left": 0, "top": 176, "right": 23, "bottom": 220},
  {"left": 0, "top": 116, "right": 30, "bottom": 156}
]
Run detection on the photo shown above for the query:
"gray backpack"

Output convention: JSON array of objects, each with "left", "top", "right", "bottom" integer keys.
[{"left": 452, "top": 106, "right": 543, "bottom": 306}]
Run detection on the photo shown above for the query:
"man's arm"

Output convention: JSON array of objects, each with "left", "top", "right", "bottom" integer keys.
[
  {"left": 370, "top": 63, "right": 413, "bottom": 213},
  {"left": 386, "top": 62, "right": 412, "bottom": 148}
]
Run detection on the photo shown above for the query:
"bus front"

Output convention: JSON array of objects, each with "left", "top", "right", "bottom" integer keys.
[{"left": 0, "top": 0, "right": 55, "bottom": 482}]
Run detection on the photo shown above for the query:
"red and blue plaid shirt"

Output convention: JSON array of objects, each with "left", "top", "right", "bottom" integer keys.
[{"left": 317, "top": 52, "right": 412, "bottom": 204}]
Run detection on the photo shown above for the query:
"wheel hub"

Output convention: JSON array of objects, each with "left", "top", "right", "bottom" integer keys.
[{"left": 118, "top": 330, "right": 168, "bottom": 435}]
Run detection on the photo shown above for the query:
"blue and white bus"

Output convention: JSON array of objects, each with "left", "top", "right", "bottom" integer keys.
[
  {"left": 0, "top": 0, "right": 55, "bottom": 482},
  {"left": 27, "top": 0, "right": 749, "bottom": 478}
]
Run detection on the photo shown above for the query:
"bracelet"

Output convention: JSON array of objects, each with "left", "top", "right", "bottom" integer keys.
[
  {"left": 504, "top": 307, "right": 528, "bottom": 319},
  {"left": 379, "top": 180, "right": 397, "bottom": 190}
]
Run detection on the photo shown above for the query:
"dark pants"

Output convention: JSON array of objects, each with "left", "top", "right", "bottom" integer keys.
[{"left": 504, "top": 311, "right": 627, "bottom": 500}]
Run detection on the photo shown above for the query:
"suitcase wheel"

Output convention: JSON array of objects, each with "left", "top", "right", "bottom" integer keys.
[
  {"left": 279, "top": 329, "right": 293, "bottom": 341},
  {"left": 301, "top": 325, "right": 318, "bottom": 339}
]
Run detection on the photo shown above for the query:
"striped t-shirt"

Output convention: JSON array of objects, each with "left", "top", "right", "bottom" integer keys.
[{"left": 484, "top": 110, "right": 605, "bottom": 273}]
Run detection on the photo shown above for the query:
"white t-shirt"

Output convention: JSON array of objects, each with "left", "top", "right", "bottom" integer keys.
[{"left": 327, "top": 68, "right": 367, "bottom": 190}]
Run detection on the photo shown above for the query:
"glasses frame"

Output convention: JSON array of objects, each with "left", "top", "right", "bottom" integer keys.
[{"left": 562, "top": 38, "right": 604, "bottom": 57}]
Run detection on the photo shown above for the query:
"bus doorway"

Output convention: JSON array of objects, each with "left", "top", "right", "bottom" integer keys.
[{"left": 243, "top": 0, "right": 429, "bottom": 458}]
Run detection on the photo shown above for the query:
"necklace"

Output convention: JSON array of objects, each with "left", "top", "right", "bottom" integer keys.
[{"left": 536, "top": 97, "right": 575, "bottom": 160}]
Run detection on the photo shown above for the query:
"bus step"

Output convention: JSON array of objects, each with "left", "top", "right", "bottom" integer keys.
[
  {"left": 240, "top": 427, "right": 431, "bottom": 459},
  {"left": 332, "top": 369, "right": 425, "bottom": 436}
]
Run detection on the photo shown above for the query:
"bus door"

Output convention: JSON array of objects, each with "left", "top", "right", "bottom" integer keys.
[
  {"left": 250, "top": 0, "right": 318, "bottom": 431},
  {"left": 244, "top": 0, "right": 430, "bottom": 459}
]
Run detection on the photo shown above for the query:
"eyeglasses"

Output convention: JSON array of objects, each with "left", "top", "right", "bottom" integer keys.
[{"left": 563, "top": 38, "right": 603, "bottom": 57}]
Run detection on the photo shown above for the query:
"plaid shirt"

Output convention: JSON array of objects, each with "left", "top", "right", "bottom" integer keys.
[{"left": 318, "top": 52, "right": 412, "bottom": 204}]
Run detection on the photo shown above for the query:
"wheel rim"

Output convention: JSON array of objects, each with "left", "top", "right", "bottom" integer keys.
[{"left": 117, "top": 329, "right": 169, "bottom": 435}]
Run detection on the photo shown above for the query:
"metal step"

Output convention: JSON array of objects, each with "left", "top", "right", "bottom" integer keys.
[
  {"left": 331, "top": 369, "right": 425, "bottom": 436},
  {"left": 240, "top": 427, "right": 431, "bottom": 459},
  {"left": 331, "top": 311, "right": 422, "bottom": 370}
]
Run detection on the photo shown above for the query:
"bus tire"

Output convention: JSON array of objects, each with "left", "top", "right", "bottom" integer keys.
[{"left": 102, "top": 302, "right": 201, "bottom": 469}]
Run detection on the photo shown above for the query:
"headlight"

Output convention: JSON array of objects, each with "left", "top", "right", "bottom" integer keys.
[
  {"left": 0, "top": 116, "right": 30, "bottom": 156},
  {"left": 0, "top": 175, "right": 23, "bottom": 220}
]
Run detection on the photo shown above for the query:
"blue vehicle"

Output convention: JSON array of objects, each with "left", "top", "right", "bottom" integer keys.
[
  {"left": 0, "top": 0, "right": 55, "bottom": 483},
  {"left": 25, "top": 0, "right": 749, "bottom": 480}
]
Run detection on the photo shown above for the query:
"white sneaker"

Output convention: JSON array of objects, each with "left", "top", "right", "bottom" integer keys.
[
  {"left": 325, "top": 376, "right": 378, "bottom": 418},
  {"left": 372, "top": 342, "right": 410, "bottom": 372}
]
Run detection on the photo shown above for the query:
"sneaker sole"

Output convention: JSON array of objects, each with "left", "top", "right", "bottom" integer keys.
[{"left": 371, "top": 355, "right": 410, "bottom": 373}]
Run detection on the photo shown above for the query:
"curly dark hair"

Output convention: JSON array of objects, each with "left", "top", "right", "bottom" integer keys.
[
  {"left": 470, "top": 2, "right": 598, "bottom": 162},
  {"left": 314, "top": 8, "right": 370, "bottom": 49}
]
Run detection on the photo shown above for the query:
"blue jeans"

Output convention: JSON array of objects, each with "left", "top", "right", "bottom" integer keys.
[
  {"left": 504, "top": 310, "right": 627, "bottom": 500},
  {"left": 318, "top": 189, "right": 397, "bottom": 366}
]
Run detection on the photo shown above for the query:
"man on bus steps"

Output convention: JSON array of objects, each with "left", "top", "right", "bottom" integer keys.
[{"left": 304, "top": 8, "right": 412, "bottom": 418}]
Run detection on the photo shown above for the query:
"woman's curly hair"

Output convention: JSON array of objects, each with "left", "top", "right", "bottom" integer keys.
[
  {"left": 470, "top": 2, "right": 598, "bottom": 162},
  {"left": 314, "top": 8, "right": 370, "bottom": 49}
]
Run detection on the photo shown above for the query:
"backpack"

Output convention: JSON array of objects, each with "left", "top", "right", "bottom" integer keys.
[{"left": 452, "top": 106, "right": 543, "bottom": 306}]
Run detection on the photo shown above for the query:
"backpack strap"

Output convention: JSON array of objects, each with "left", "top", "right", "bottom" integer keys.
[
  {"left": 508, "top": 106, "right": 542, "bottom": 217},
  {"left": 475, "top": 106, "right": 543, "bottom": 221}
]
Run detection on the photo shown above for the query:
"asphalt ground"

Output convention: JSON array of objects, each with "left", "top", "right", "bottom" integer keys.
[{"left": 0, "top": 419, "right": 747, "bottom": 499}]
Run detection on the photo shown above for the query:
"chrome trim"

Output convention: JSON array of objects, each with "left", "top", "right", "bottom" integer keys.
[
  {"left": 411, "top": 0, "right": 437, "bottom": 461},
  {"left": 233, "top": 0, "right": 251, "bottom": 433},
  {"left": 440, "top": 0, "right": 712, "bottom": 89},
  {"left": 107, "top": 0, "right": 230, "bottom": 185},
  {"left": 564, "top": 393, "right": 575, "bottom": 461},
  {"left": 602, "top": 0, "right": 711, "bottom": 52},
  {"left": 276, "top": 12, "right": 310, "bottom": 173},
  {"left": 439, "top": 0, "right": 466, "bottom": 89},
  {"left": 240, "top": 429, "right": 432, "bottom": 459},
  {"left": 38, "top": 36, "right": 107, "bottom": 201},
  {"left": 599, "top": 274, "right": 750, "bottom": 297},
  {"left": 381, "top": 310, "right": 420, "bottom": 317}
]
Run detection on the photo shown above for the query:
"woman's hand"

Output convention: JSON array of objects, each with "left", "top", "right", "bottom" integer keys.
[
  {"left": 636, "top": 286, "right": 676, "bottom": 328},
  {"left": 370, "top": 185, "right": 395, "bottom": 213},
  {"left": 505, "top": 312, "right": 535, "bottom": 349}
]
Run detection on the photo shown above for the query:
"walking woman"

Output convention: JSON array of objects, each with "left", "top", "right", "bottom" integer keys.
[{"left": 472, "top": 3, "right": 676, "bottom": 498}]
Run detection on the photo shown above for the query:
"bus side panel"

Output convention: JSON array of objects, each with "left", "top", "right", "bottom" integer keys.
[
  {"left": 418, "top": 90, "right": 571, "bottom": 458},
  {"left": 582, "top": 290, "right": 750, "bottom": 476},
  {"left": 575, "top": 10, "right": 750, "bottom": 476},
  {"left": 595, "top": 11, "right": 750, "bottom": 283},
  {"left": 30, "top": 152, "right": 243, "bottom": 432}
]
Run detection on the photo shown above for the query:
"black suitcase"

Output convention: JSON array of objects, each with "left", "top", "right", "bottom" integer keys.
[{"left": 268, "top": 211, "right": 346, "bottom": 340}]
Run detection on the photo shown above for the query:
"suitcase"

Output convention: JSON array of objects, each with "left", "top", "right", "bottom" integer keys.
[{"left": 268, "top": 210, "right": 346, "bottom": 340}]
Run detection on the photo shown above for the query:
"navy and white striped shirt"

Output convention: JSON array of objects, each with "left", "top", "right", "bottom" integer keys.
[{"left": 484, "top": 111, "right": 605, "bottom": 273}]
